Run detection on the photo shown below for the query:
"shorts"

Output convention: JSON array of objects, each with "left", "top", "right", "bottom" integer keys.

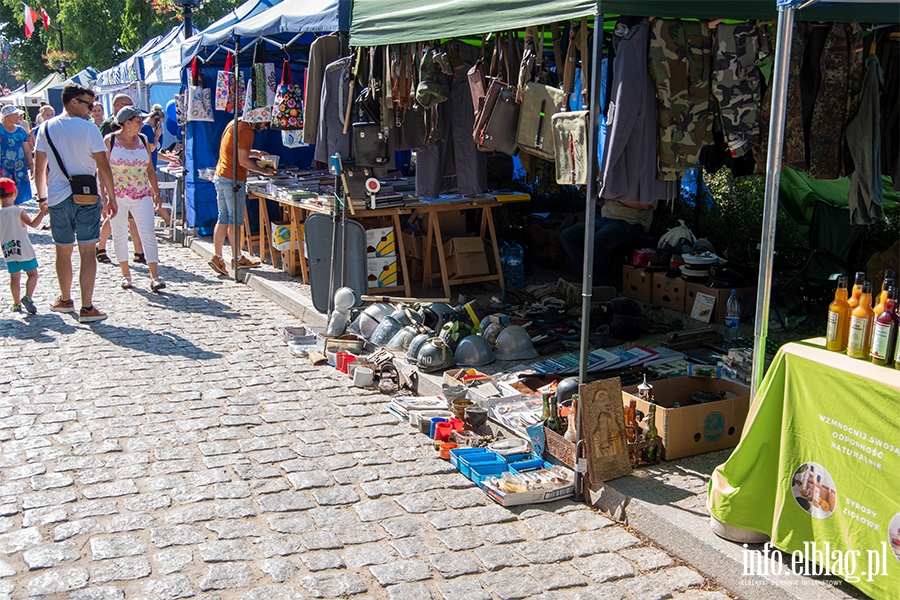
[
  {"left": 6, "top": 258, "right": 39, "bottom": 274},
  {"left": 49, "top": 195, "right": 102, "bottom": 245},
  {"left": 214, "top": 175, "right": 246, "bottom": 226}
]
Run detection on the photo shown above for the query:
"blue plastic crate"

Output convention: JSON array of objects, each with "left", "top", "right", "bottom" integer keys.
[
  {"left": 469, "top": 461, "right": 510, "bottom": 487},
  {"left": 449, "top": 447, "right": 488, "bottom": 471},
  {"left": 510, "top": 459, "right": 554, "bottom": 473},
  {"left": 458, "top": 452, "right": 506, "bottom": 480}
]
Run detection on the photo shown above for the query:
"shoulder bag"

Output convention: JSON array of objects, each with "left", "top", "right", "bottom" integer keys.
[{"left": 44, "top": 125, "right": 100, "bottom": 205}]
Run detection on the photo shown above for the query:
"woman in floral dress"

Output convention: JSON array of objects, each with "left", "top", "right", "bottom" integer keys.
[
  {"left": 104, "top": 106, "right": 166, "bottom": 292},
  {"left": 0, "top": 105, "right": 33, "bottom": 206}
]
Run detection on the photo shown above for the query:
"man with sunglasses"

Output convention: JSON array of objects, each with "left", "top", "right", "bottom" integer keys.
[{"left": 34, "top": 84, "right": 118, "bottom": 323}]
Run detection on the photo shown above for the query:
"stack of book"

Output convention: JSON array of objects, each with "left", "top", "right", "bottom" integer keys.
[{"left": 387, "top": 396, "right": 449, "bottom": 421}]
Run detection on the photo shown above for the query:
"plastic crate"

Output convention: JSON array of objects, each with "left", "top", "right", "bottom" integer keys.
[
  {"left": 457, "top": 453, "right": 506, "bottom": 480},
  {"left": 469, "top": 461, "right": 510, "bottom": 487},
  {"left": 449, "top": 447, "right": 488, "bottom": 472}
]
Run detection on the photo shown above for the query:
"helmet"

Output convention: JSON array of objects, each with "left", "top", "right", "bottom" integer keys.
[
  {"left": 422, "top": 303, "right": 458, "bottom": 331},
  {"left": 369, "top": 315, "right": 404, "bottom": 347},
  {"left": 455, "top": 335, "right": 495, "bottom": 367},
  {"left": 495, "top": 326, "right": 538, "bottom": 361},
  {"left": 482, "top": 322, "right": 504, "bottom": 346},
  {"left": 357, "top": 303, "right": 393, "bottom": 340},
  {"left": 386, "top": 326, "right": 418, "bottom": 351},
  {"left": 406, "top": 332, "right": 433, "bottom": 365},
  {"left": 416, "top": 337, "right": 456, "bottom": 373},
  {"left": 555, "top": 377, "right": 580, "bottom": 404}
]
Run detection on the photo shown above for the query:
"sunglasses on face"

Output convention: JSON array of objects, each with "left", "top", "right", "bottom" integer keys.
[{"left": 74, "top": 97, "right": 94, "bottom": 107}]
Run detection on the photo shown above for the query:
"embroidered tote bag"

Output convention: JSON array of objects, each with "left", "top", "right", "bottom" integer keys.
[
  {"left": 271, "top": 60, "right": 303, "bottom": 131},
  {"left": 215, "top": 52, "right": 245, "bottom": 113}
]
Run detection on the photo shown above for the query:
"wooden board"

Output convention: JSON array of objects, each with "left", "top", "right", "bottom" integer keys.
[{"left": 579, "top": 378, "right": 632, "bottom": 485}]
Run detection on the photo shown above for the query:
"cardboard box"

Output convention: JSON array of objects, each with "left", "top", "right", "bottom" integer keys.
[
  {"left": 685, "top": 284, "right": 756, "bottom": 325},
  {"left": 422, "top": 210, "right": 468, "bottom": 238},
  {"left": 622, "top": 377, "right": 750, "bottom": 460},
  {"left": 366, "top": 226, "right": 396, "bottom": 258},
  {"left": 443, "top": 237, "right": 489, "bottom": 278},
  {"left": 652, "top": 272, "right": 686, "bottom": 312},
  {"left": 623, "top": 265, "right": 653, "bottom": 304},
  {"left": 443, "top": 368, "right": 492, "bottom": 387},
  {"left": 402, "top": 231, "right": 421, "bottom": 260},
  {"left": 367, "top": 256, "right": 398, "bottom": 288}
]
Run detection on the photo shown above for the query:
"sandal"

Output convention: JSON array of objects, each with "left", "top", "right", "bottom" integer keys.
[
  {"left": 96, "top": 248, "right": 112, "bottom": 264},
  {"left": 121, "top": 277, "right": 133, "bottom": 290},
  {"left": 134, "top": 253, "right": 146, "bottom": 264}
]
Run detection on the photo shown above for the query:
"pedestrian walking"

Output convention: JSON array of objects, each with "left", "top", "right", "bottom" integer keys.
[
  {"left": 0, "top": 178, "right": 46, "bottom": 313},
  {"left": 104, "top": 106, "right": 166, "bottom": 292},
  {"left": 0, "top": 105, "right": 34, "bottom": 206},
  {"left": 33, "top": 83, "right": 118, "bottom": 323},
  {"left": 91, "top": 102, "right": 104, "bottom": 127}
]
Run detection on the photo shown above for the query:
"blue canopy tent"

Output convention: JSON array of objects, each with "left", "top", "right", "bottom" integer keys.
[{"left": 180, "top": 0, "right": 349, "bottom": 236}]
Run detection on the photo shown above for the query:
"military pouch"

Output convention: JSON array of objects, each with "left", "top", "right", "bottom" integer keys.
[
  {"left": 479, "top": 86, "right": 520, "bottom": 155},
  {"left": 551, "top": 110, "right": 590, "bottom": 185},
  {"left": 516, "top": 82, "right": 567, "bottom": 161},
  {"left": 397, "top": 104, "right": 442, "bottom": 150},
  {"left": 353, "top": 122, "right": 389, "bottom": 167}
]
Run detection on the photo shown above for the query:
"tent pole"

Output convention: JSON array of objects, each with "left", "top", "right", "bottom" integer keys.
[
  {"left": 232, "top": 37, "right": 242, "bottom": 283},
  {"left": 751, "top": 6, "right": 795, "bottom": 397},
  {"left": 576, "top": 12, "right": 604, "bottom": 501}
]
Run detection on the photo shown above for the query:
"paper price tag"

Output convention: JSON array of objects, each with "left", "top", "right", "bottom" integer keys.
[{"left": 575, "top": 458, "right": 588, "bottom": 473}]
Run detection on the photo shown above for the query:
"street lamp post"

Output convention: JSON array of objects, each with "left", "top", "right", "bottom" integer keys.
[{"left": 172, "top": 0, "right": 202, "bottom": 39}]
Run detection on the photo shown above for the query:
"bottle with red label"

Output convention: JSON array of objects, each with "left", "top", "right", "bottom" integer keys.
[{"left": 871, "top": 287, "right": 898, "bottom": 366}]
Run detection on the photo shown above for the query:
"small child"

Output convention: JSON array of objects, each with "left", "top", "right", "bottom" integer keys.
[{"left": 0, "top": 178, "right": 47, "bottom": 314}]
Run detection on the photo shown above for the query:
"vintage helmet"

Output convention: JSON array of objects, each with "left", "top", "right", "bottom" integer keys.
[
  {"left": 455, "top": 335, "right": 495, "bottom": 367},
  {"left": 357, "top": 303, "right": 393, "bottom": 340},
  {"left": 416, "top": 337, "right": 456, "bottom": 373},
  {"left": 386, "top": 326, "right": 418, "bottom": 351},
  {"left": 555, "top": 377, "right": 580, "bottom": 404},
  {"left": 482, "top": 322, "right": 504, "bottom": 346},
  {"left": 406, "top": 331, "right": 433, "bottom": 365},
  {"left": 495, "top": 326, "right": 538, "bottom": 361},
  {"left": 422, "top": 303, "right": 458, "bottom": 331},
  {"left": 369, "top": 314, "right": 404, "bottom": 347}
]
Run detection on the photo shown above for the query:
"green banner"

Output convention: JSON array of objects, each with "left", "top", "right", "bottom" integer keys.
[{"left": 710, "top": 340, "right": 900, "bottom": 599}]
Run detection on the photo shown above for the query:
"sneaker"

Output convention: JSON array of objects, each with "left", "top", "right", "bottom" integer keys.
[
  {"left": 150, "top": 278, "right": 166, "bottom": 292},
  {"left": 134, "top": 253, "right": 147, "bottom": 264},
  {"left": 79, "top": 306, "right": 107, "bottom": 323},
  {"left": 20, "top": 295, "right": 37, "bottom": 314},
  {"left": 49, "top": 297, "right": 75, "bottom": 313},
  {"left": 233, "top": 255, "right": 261, "bottom": 268},
  {"left": 209, "top": 255, "right": 228, "bottom": 275},
  {"left": 121, "top": 277, "right": 133, "bottom": 290},
  {"left": 11, "top": 303, "right": 21, "bottom": 313}
]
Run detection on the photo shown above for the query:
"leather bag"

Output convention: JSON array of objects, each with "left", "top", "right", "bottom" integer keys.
[
  {"left": 516, "top": 81, "right": 567, "bottom": 160},
  {"left": 397, "top": 104, "right": 442, "bottom": 150},
  {"left": 353, "top": 122, "right": 389, "bottom": 167},
  {"left": 466, "top": 35, "right": 488, "bottom": 114},
  {"left": 551, "top": 110, "right": 590, "bottom": 185},
  {"left": 480, "top": 85, "right": 520, "bottom": 155}
]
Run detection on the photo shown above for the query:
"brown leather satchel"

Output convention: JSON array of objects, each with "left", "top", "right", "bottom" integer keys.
[
  {"left": 466, "top": 34, "right": 488, "bottom": 114},
  {"left": 480, "top": 86, "right": 520, "bottom": 155}
]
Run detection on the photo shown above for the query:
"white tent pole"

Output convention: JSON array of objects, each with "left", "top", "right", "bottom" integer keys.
[{"left": 751, "top": 5, "right": 795, "bottom": 397}]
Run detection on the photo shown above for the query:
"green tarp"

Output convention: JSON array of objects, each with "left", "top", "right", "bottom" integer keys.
[{"left": 350, "top": 0, "right": 898, "bottom": 47}]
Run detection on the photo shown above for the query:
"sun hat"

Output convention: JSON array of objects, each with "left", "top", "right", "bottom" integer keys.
[
  {"left": 0, "top": 105, "right": 23, "bottom": 118},
  {"left": 114, "top": 105, "right": 148, "bottom": 126}
]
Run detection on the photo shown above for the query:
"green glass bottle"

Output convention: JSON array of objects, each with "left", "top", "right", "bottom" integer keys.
[
  {"left": 545, "top": 394, "right": 563, "bottom": 433},
  {"left": 641, "top": 403, "right": 659, "bottom": 463},
  {"left": 541, "top": 391, "right": 551, "bottom": 422}
]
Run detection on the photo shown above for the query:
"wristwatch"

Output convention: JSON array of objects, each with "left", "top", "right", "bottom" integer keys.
[{"left": 38, "top": 197, "right": 48, "bottom": 203}]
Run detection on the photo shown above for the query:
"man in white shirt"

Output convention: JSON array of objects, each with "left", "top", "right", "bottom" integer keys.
[{"left": 34, "top": 84, "right": 118, "bottom": 323}]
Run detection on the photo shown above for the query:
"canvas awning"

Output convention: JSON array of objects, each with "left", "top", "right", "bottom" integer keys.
[{"left": 178, "top": 0, "right": 285, "bottom": 65}]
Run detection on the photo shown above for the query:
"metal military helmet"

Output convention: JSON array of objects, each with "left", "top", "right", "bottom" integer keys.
[
  {"left": 555, "top": 377, "right": 580, "bottom": 404},
  {"left": 357, "top": 303, "right": 393, "bottom": 340},
  {"left": 406, "top": 331, "right": 433, "bottom": 365},
  {"left": 386, "top": 326, "right": 418, "bottom": 351},
  {"left": 422, "top": 303, "right": 458, "bottom": 331},
  {"left": 415, "top": 337, "right": 456, "bottom": 373},
  {"left": 455, "top": 335, "right": 496, "bottom": 367}
]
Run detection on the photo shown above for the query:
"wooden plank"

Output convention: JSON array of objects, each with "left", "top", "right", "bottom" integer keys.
[{"left": 579, "top": 378, "right": 632, "bottom": 485}]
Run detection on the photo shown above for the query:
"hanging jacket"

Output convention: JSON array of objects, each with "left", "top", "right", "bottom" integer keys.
[{"left": 847, "top": 54, "right": 886, "bottom": 225}]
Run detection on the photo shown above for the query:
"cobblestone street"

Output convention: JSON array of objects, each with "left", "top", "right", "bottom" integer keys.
[{"left": 0, "top": 229, "right": 730, "bottom": 600}]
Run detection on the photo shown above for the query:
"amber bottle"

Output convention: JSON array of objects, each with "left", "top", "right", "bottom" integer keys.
[
  {"left": 847, "top": 271, "right": 866, "bottom": 309},
  {"left": 847, "top": 281, "right": 875, "bottom": 359},
  {"left": 825, "top": 276, "right": 851, "bottom": 352}
]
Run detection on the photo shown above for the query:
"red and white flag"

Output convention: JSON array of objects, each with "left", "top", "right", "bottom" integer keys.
[
  {"left": 40, "top": 5, "right": 50, "bottom": 31},
  {"left": 23, "top": 3, "right": 41, "bottom": 39}
]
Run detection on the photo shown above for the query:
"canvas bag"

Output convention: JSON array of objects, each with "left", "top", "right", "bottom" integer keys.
[
  {"left": 174, "top": 93, "right": 186, "bottom": 126},
  {"left": 242, "top": 76, "right": 273, "bottom": 123},
  {"left": 271, "top": 60, "right": 303, "bottom": 130},
  {"left": 516, "top": 81, "right": 567, "bottom": 161},
  {"left": 215, "top": 52, "right": 245, "bottom": 113},
  {"left": 186, "top": 59, "right": 215, "bottom": 122},
  {"left": 281, "top": 130, "right": 306, "bottom": 148},
  {"left": 551, "top": 111, "right": 590, "bottom": 185},
  {"left": 252, "top": 45, "right": 276, "bottom": 108}
]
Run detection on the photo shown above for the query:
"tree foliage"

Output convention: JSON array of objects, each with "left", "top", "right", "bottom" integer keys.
[{"left": 0, "top": 0, "right": 241, "bottom": 84}]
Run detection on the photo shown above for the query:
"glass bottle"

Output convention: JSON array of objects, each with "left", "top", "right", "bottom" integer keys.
[
  {"left": 724, "top": 290, "right": 741, "bottom": 343},
  {"left": 541, "top": 391, "right": 551, "bottom": 422},
  {"left": 873, "top": 277, "right": 895, "bottom": 316},
  {"left": 847, "top": 281, "right": 875, "bottom": 359},
  {"left": 545, "top": 394, "right": 563, "bottom": 433},
  {"left": 847, "top": 271, "right": 866, "bottom": 309},
  {"left": 825, "top": 276, "right": 851, "bottom": 352},
  {"left": 803, "top": 465, "right": 815, "bottom": 498},
  {"left": 641, "top": 403, "right": 659, "bottom": 463},
  {"left": 871, "top": 287, "right": 898, "bottom": 366},
  {"left": 564, "top": 394, "right": 578, "bottom": 443},
  {"left": 624, "top": 400, "right": 638, "bottom": 441},
  {"left": 812, "top": 475, "right": 822, "bottom": 509}
]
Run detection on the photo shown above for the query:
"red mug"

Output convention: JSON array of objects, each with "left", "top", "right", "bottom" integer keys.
[{"left": 434, "top": 422, "right": 453, "bottom": 442}]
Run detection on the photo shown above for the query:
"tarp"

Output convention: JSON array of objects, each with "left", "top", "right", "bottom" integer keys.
[
  {"left": 350, "top": 0, "right": 595, "bottom": 46},
  {"left": 198, "top": 0, "right": 347, "bottom": 48},
  {"left": 45, "top": 67, "right": 100, "bottom": 113},
  {"left": 0, "top": 82, "right": 35, "bottom": 105},
  {"left": 97, "top": 23, "right": 197, "bottom": 90},
  {"left": 5, "top": 73, "right": 62, "bottom": 108},
  {"left": 350, "top": 0, "right": 899, "bottom": 47},
  {"left": 178, "top": 0, "right": 285, "bottom": 66}
]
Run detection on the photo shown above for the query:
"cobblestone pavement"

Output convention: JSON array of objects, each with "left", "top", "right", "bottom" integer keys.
[{"left": 0, "top": 227, "right": 732, "bottom": 600}]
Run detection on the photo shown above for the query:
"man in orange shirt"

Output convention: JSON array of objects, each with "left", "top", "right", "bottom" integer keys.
[{"left": 209, "top": 118, "right": 275, "bottom": 275}]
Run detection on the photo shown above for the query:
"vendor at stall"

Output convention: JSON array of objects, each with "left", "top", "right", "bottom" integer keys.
[
  {"left": 208, "top": 118, "right": 276, "bottom": 275},
  {"left": 560, "top": 198, "right": 656, "bottom": 285}
]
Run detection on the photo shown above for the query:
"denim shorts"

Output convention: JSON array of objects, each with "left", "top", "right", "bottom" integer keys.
[
  {"left": 214, "top": 175, "right": 246, "bottom": 226},
  {"left": 48, "top": 195, "right": 102, "bottom": 245}
]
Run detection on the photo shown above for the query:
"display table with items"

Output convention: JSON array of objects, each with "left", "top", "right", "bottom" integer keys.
[{"left": 708, "top": 339, "right": 900, "bottom": 600}]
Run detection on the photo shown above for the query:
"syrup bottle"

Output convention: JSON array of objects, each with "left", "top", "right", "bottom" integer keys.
[
  {"left": 825, "top": 276, "right": 851, "bottom": 352},
  {"left": 847, "top": 281, "right": 875, "bottom": 359},
  {"left": 873, "top": 276, "right": 895, "bottom": 316},
  {"left": 871, "top": 287, "right": 898, "bottom": 366},
  {"left": 847, "top": 271, "right": 866, "bottom": 309}
]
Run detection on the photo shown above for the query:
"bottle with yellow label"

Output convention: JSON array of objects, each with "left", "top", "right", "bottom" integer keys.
[
  {"left": 847, "top": 271, "right": 866, "bottom": 309},
  {"left": 847, "top": 280, "right": 875, "bottom": 359},
  {"left": 825, "top": 276, "right": 851, "bottom": 352},
  {"left": 871, "top": 287, "right": 898, "bottom": 366}
]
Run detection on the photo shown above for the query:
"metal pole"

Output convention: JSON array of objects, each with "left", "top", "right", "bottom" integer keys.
[
  {"left": 55, "top": 0, "right": 64, "bottom": 52},
  {"left": 232, "top": 38, "right": 242, "bottom": 283},
  {"left": 183, "top": 5, "right": 194, "bottom": 44},
  {"left": 751, "top": 7, "right": 795, "bottom": 398},
  {"left": 576, "top": 13, "right": 604, "bottom": 501}
]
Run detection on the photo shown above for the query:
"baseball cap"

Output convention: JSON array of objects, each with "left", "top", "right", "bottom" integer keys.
[
  {"left": 0, "top": 105, "right": 24, "bottom": 118},
  {"left": 0, "top": 178, "right": 18, "bottom": 197},
  {"left": 114, "top": 105, "right": 148, "bottom": 126}
]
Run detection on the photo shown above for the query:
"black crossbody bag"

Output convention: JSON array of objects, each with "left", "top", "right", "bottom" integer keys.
[{"left": 45, "top": 125, "right": 100, "bottom": 205}]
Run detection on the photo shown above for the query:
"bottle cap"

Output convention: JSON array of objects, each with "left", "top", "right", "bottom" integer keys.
[
  {"left": 836, "top": 275, "right": 848, "bottom": 287},
  {"left": 862, "top": 280, "right": 873, "bottom": 294}
]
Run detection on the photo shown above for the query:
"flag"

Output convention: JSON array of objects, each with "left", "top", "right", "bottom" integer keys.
[
  {"left": 40, "top": 5, "right": 50, "bottom": 31},
  {"left": 23, "top": 3, "right": 40, "bottom": 39}
]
